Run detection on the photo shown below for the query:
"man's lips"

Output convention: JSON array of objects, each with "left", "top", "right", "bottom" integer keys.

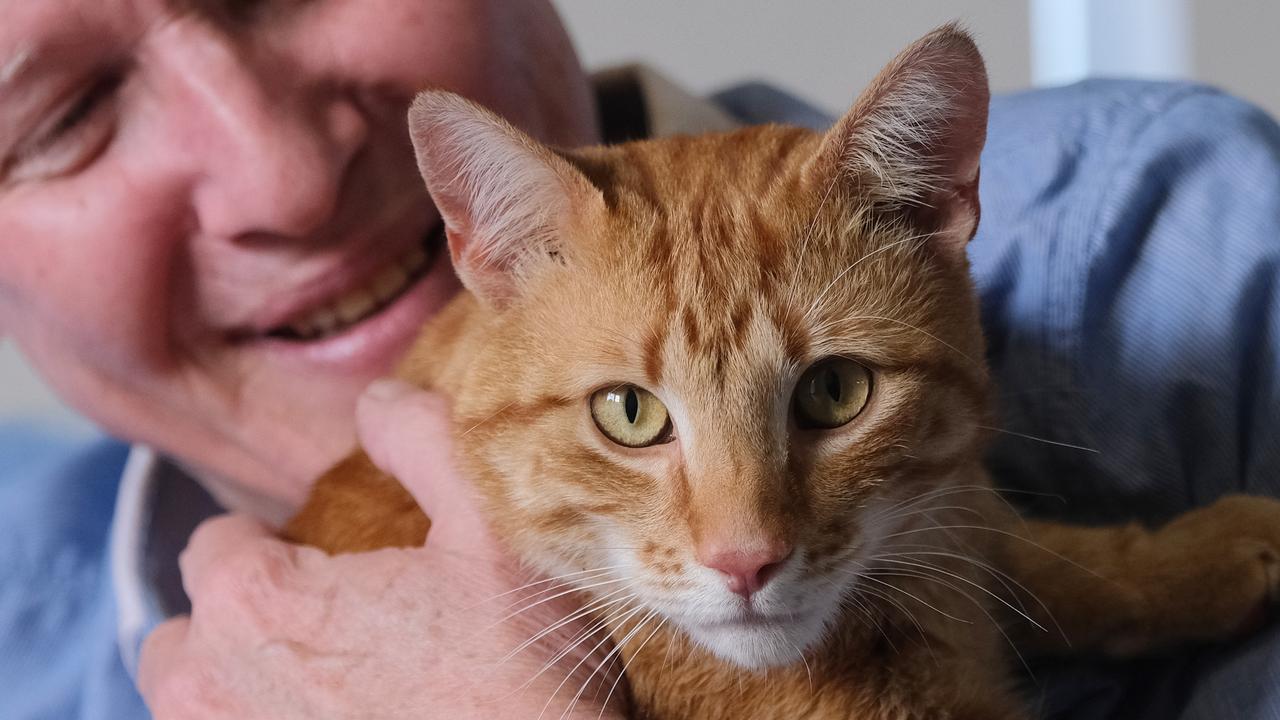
[
  {"left": 229, "top": 221, "right": 446, "bottom": 343},
  {"left": 266, "top": 228, "right": 440, "bottom": 341}
]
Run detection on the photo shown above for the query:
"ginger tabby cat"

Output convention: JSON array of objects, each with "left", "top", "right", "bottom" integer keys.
[{"left": 287, "top": 26, "right": 1280, "bottom": 719}]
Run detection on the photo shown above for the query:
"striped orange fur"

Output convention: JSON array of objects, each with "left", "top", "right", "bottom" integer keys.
[{"left": 287, "top": 26, "right": 1280, "bottom": 719}]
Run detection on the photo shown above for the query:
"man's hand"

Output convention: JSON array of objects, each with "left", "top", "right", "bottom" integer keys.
[{"left": 139, "top": 380, "right": 627, "bottom": 719}]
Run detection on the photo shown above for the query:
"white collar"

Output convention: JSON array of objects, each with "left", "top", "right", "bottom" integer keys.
[
  {"left": 109, "top": 444, "right": 223, "bottom": 678},
  {"left": 109, "top": 445, "right": 158, "bottom": 679}
]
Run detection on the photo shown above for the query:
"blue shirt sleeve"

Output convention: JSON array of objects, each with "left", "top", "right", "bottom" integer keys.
[
  {"left": 0, "top": 422, "right": 150, "bottom": 720},
  {"left": 974, "top": 79, "right": 1280, "bottom": 526}
]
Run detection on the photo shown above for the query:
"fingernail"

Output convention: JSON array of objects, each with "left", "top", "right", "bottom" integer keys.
[{"left": 363, "top": 378, "right": 416, "bottom": 402}]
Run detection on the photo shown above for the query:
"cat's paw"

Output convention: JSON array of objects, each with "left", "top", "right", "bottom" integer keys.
[{"left": 1147, "top": 494, "right": 1280, "bottom": 642}]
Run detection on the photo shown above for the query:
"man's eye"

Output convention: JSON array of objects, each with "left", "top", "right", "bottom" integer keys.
[
  {"left": 52, "top": 72, "right": 123, "bottom": 139},
  {"left": 9, "top": 70, "right": 124, "bottom": 182}
]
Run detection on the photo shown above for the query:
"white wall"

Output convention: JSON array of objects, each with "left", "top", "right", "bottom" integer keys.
[
  {"left": 1193, "top": 0, "right": 1280, "bottom": 118},
  {"left": 555, "top": 0, "right": 1280, "bottom": 118},
  {"left": 555, "top": 0, "right": 1032, "bottom": 115}
]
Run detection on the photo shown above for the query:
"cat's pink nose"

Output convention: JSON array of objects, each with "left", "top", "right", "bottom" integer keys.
[{"left": 698, "top": 542, "right": 793, "bottom": 599}]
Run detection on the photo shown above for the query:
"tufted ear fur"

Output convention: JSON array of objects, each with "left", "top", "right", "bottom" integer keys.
[
  {"left": 808, "top": 24, "right": 990, "bottom": 253},
  {"left": 408, "top": 91, "right": 605, "bottom": 307}
]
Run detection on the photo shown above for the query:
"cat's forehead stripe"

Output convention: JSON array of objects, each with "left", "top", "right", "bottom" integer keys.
[
  {"left": 642, "top": 323, "right": 667, "bottom": 386},
  {"left": 753, "top": 128, "right": 812, "bottom": 194}
]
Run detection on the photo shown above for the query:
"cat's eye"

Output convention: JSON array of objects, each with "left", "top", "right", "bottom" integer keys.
[
  {"left": 590, "top": 385, "right": 673, "bottom": 448},
  {"left": 792, "top": 357, "right": 872, "bottom": 430}
]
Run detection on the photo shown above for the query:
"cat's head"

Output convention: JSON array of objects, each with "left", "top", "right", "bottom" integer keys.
[{"left": 409, "top": 26, "right": 991, "bottom": 669}]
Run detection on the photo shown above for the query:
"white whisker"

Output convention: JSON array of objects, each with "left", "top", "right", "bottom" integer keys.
[
  {"left": 850, "top": 581, "right": 937, "bottom": 661},
  {"left": 521, "top": 598, "right": 638, "bottom": 695},
  {"left": 502, "top": 585, "right": 636, "bottom": 665},
  {"left": 803, "top": 231, "right": 936, "bottom": 323},
  {"left": 560, "top": 609, "right": 658, "bottom": 720},
  {"left": 492, "top": 576, "right": 628, "bottom": 631},
  {"left": 851, "top": 568, "right": 972, "bottom": 624},
  {"left": 975, "top": 424, "right": 1100, "bottom": 454},
  {"left": 481, "top": 566, "right": 626, "bottom": 607},
  {"left": 821, "top": 315, "right": 976, "bottom": 365},
  {"left": 596, "top": 616, "right": 668, "bottom": 720},
  {"left": 874, "top": 546, "right": 1068, "bottom": 647},
  {"left": 867, "top": 565, "right": 1035, "bottom": 679},
  {"left": 460, "top": 400, "right": 520, "bottom": 436},
  {"left": 879, "top": 524, "right": 1108, "bottom": 582},
  {"left": 869, "top": 555, "right": 1045, "bottom": 632},
  {"left": 787, "top": 173, "right": 840, "bottom": 306},
  {"left": 537, "top": 604, "right": 647, "bottom": 720}
]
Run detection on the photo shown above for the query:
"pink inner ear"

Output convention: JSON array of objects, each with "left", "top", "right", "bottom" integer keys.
[
  {"left": 406, "top": 90, "right": 601, "bottom": 307},
  {"left": 925, "top": 167, "right": 982, "bottom": 249},
  {"left": 442, "top": 225, "right": 517, "bottom": 306}
]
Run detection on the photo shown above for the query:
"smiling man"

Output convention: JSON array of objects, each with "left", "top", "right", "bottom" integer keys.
[
  {"left": 4, "top": 1, "right": 1280, "bottom": 719},
  {"left": 0, "top": 0, "right": 596, "bottom": 519}
]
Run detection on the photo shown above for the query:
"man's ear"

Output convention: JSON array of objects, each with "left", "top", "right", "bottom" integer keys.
[
  {"left": 408, "top": 91, "right": 605, "bottom": 307},
  {"left": 807, "top": 24, "right": 989, "bottom": 254}
]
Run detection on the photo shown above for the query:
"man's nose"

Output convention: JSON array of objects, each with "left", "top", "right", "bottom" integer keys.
[
  {"left": 696, "top": 538, "right": 793, "bottom": 600},
  {"left": 152, "top": 21, "right": 369, "bottom": 241}
]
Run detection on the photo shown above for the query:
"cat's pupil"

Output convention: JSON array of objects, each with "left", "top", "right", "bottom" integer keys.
[
  {"left": 625, "top": 388, "right": 639, "bottom": 424},
  {"left": 824, "top": 368, "right": 842, "bottom": 402}
]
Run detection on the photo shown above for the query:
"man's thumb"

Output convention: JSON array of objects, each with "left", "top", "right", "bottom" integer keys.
[{"left": 355, "top": 379, "right": 490, "bottom": 546}]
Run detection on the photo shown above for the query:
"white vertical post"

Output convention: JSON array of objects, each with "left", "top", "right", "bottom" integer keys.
[
  {"left": 1030, "top": 0, "right": 1091, "bottom": 87},
  {"left": 1030, "top": 0, "right": 1193, "bottom": 87}
]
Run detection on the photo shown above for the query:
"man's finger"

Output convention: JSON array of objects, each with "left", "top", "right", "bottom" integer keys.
[
  {"left": 178, "top": 513, "right": 276, "bottom": 604},
  {"left": 356, "top": 379, "right": 490, "bottom": 547},
  {"left": 137, "top": 616, "right": 191, "bottom": 703}
]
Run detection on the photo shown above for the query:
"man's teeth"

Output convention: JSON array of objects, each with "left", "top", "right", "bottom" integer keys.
[{"left": 284, "top": 245, "right": 430, "bottom": 340}]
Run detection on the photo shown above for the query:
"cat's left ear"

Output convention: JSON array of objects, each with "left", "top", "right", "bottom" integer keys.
[
  {"left": 407, "top": 91, "right": 605, "bottom": 307},
  {"left": 809, "top": 24, "right": 989, "bottom": 254}
]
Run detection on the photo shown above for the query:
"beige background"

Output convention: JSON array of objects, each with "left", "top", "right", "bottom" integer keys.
[
  {"left": 556, "top": 0, "right": 1280, "bottom": 118},
  {"left": 556, "top": 1, "right": 1032, "bottom": 115},
  {"left": 5, "top": 0, "right": 1280, "bottom": 436}
]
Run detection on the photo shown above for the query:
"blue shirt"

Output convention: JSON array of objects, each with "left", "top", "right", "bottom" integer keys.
[
  {"left": 3, "top": 77, "right": 1280, "bottom": 719},
  {"left": 0, "top": 425, "right": 147, "bottom": 719}
]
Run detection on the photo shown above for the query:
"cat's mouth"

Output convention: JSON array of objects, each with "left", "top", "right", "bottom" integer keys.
[
  {"left": 682, "top": 606, "right": 825, "bottom": 670},
  {"left": 262, "top": 223, "right": 446, "bottom": 342},
  {"left": 703, "top": 610, "right": 795, "bottom": 629}
]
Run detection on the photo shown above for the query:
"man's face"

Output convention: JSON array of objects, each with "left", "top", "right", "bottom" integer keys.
[{"left": 0, "top": 0, "right": 596, "bottom": 516}]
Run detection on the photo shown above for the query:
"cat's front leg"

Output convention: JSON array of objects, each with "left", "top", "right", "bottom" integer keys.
[{"left": 997, "top": 494, "right": 1280, "bottom": 657}]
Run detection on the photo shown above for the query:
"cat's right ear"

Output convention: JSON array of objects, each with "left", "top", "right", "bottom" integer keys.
[
  {"left": 408, "top": 91, "right": 605, "bottom": 307},
  {"left": 808, "top": 24, "right": 989, "bottom": 255}
]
